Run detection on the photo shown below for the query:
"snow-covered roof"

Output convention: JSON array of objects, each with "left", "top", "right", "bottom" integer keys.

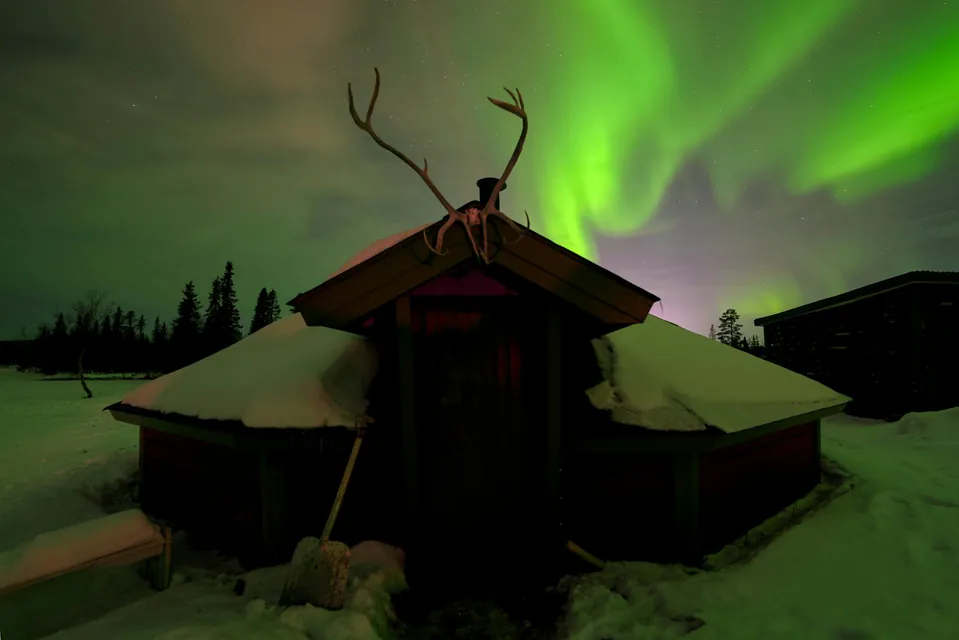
[
  {"left": 329, "top": 223, "right": 433, "bottom": 280},
  {"left": 120, "top": 314, "right": 377, "bottom": 429},
  {"left": 588, "top": 315, "right": 850, "bottom": 433}
]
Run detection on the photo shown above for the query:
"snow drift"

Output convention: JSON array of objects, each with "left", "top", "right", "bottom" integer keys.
[
  {"left": 589, "top": 315, "right": 850, "bottom": 433},
  {"left": 121, "top": 313, "right": 377, "bottom": 429}
]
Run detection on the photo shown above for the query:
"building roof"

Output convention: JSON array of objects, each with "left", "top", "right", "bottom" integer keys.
[
  {"left": 589, "top": 315, "right": 850, "bottom": 433},
  {"left": 288, "top": 213, "right": 660, "bottom": 333},
  {"left": 108, "top": 310, "right": 846, "bottom": 434},
  {"left": 754, "top": 271, "right": 959, "bottom": 327},
  {"left": 111, "top": 313, "right": 376, "bottom": 429}
]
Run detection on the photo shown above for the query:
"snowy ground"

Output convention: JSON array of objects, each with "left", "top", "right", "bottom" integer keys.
[{"left": 2, "top": 368, "right": 958, "bottom": 639}]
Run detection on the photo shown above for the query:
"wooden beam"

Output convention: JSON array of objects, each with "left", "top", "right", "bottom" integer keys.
[
  {"left": 545, "top": 307, "right": 563, "bottom": 526},
  {"left": 811, "top": 419, "right": 822, "bottom": 484},
  {"left": 110, "top": 409, "right": 238, "bottom": 448},
  {"left": 672, "top": 452, "right": 701, "bottom": 565},
  {"left": 395, "top": 296, "right": 418, "bottom": 527},
  {"left": 257, "top": 450, "right": 292, "bottom": 565},
  {"left": 493, "top": 250, "right": 641, "bottom": 325},
  {"left": 312, "top": 243, "right": 473, "bottom": 329},
  {"left": 498, "top": 222, "right": 657, "bottom": 320},
  {"left": 573, "top": 404, "right": 847, "bottom": 455}
]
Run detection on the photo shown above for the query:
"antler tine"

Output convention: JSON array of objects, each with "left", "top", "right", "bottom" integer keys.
[
  {"left": 481, "top": 87, "right": 528, "bottom": 216},
  {"left": 348, "top": 68, "right": 458, "bottom": 216}
]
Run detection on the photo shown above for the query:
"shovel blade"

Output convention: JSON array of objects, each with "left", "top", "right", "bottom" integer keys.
[{"left": 280, "top": 537, "right": 351, "bottom": 609}]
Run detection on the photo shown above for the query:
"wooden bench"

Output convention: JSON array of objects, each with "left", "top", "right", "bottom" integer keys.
[{"left": 0, "top": 509, "right": 173, "bottom": 596}]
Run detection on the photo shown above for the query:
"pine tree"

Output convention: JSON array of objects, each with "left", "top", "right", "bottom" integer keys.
[
  {"left": 203, "top": 276, "right": 222, "bottom": 350},
  {"left": 136, "top": 314, "right": 147, "bottom": 342},
  {"left": 218, "top": 262, "right": 242, "bottom": 346},
  {"left": 171, "top": 281, "right": 203, "bottom": 367},
  {"left": 151, "top": 316, "right": 167, "bottom": 344},
  {"left": 716, "top": 308, "right": 744, "bottom": 347},
  {"left": 249, "top": 288, "right": 271, "bottom": 335},
  {"left": 748, "top": 334, "right": 761, "bottom": 350},
  {"left": 267, "top": 289, "right": 281, "bottom": 322},
  {"left": 708, "top": 324, "right": 716, "bottom": 340}
]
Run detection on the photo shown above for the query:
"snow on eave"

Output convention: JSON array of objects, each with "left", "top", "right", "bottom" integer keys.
[
  {"left": 114, "top": 313, "right": 377, "bottom": 429},
  {"left": 588, "top": 315, "right": 851, "bottom": 434}
]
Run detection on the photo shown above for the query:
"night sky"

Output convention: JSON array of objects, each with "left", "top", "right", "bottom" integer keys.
[{"left": 2, "top": 0, "right": 957, "bottom": 339}]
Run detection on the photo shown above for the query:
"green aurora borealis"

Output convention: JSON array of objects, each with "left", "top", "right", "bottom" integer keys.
[
  {"left": 500, "top": 0, "right": 959, "bottom": 318},
  {"left": 1, "top": 0, "right": 957, "bottom": 337}
]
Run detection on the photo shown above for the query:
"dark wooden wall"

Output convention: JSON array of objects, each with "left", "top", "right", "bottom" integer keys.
[
  {"left": 764, "top": 283, "right": 959, "bottom": 418},
  {"left": 139, "top": 424, "right": 403, "bottom": 568},
  {"left": 139, "top": 428, "right": 260, "bottom": 561},
  {"left": 911, "top": 283, "right": 959, "bottom": 412},
  {"left": 763, "top": 289, "right": 913, "bottom": 417}
]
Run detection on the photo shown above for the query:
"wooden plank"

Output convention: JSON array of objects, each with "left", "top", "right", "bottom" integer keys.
[
  {"left": 493, "top": 250, "right": 640, "bottom": 325},
  {"left": 545, "top": 307, "right": 563, "bottom": 526},
  {"left": 310, "top": 242, "right": 474, "bottom": 329},
  {"left": 258, "top": 450, "right": 292, "bottom": 564},
  {"left": 110, "top": 409, "right": 238, "bottom": 448},
  {"left": 672, "top": 452, "right": 701, "bottom": 564},
  {"left": 498, "top": 220, "right": 657, "bottom": 320},
  {"left": 298, "top": 223, "right": 474, "bottom": 328},
  {"left": 395, "top": 296, "right": 418, "bottom": 522},
  {"left": 811, "top": 419, "right": 822, "bottom": 484},
  {"left": 0, "top": 523, "right": 169, "bottom": 596}
]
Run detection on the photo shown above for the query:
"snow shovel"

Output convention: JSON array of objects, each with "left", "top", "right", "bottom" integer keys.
[{"left": 280, "top": 417, "right": 371, "bottom": 609}]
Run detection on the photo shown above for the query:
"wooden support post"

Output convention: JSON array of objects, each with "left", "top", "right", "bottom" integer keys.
[
  {"left": 138, "top": 427, "right": 147, "bottom": 508},
  {"left": 395, "top": 296, "right": 418, "bottom": 531},
  {"left": 672, "top": 452, "right": 702, "bottom": 565},
  {"left": 258, "top": 450, "right": 291, "bottom": 565},
  {"left": 811, "top": 419, "right": 822, "bottom": 484},
  {"left": 545, "top": 308, "right": 563, "bottom": 528}
]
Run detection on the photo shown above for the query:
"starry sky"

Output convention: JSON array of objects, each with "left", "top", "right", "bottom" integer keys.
[{"left": 2, "top": 0, "right": 958, "bottom": 340}]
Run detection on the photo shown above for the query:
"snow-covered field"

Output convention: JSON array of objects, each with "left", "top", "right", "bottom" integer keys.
[{"left": 1, "top": 367, "right": 958, "bottom": 639}]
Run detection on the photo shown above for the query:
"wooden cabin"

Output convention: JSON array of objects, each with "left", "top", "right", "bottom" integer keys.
[
  {"left": 755, "top": 271, "right": 959, "bottom": 419},
  {"left": 108, "top": 180, "right": 848, "bottom": 595}
]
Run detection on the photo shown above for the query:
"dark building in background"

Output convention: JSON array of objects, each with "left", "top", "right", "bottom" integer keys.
[{"left": 755, "top": 271, "right": 959, "bottom": 419}]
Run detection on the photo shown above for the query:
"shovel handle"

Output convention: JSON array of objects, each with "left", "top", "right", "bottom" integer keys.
[{"left": 320, "top": 432, "right": 364, "bottom": 543}]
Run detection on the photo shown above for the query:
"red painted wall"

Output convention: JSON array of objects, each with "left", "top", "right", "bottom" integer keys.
[{"left": 698, "top": 421, "right": 819, "bottom": 552}]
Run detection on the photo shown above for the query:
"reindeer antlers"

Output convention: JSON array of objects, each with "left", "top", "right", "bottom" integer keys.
[
  {"left": 347, "top": 68, "right": 459, "bottom": 217},
  {"left": 347, "top": 69, "right": 530, "bottom": 264}
]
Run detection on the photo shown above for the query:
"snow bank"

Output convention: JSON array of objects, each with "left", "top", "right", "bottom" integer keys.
[
  {"left": 44, "top": 541, "right": 408, "bottom": 640},
  {"left": 590, "top": 316, "right": 850, "bottom": 433},
  {"left": 120, "top": 313, "right": 377, "bottom": 428},
  {"left": 0, "top": 509, "right": 160, "bottom": 593}
]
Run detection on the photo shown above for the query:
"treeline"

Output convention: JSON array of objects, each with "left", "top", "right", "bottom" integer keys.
[
  {"left": 708, "top": 308, "right": 765, "bottom": 357},
  {"left": 18, "top": 261, "right": 283, "bottom": 376}
]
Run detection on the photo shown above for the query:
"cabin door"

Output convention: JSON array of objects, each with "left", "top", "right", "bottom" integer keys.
[{"left": 412, "top": 298, "right": 545, "bottom": 565}]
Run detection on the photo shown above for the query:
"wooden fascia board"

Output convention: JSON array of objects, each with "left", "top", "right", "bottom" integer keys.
[
  {"left": 301, "top": 240, "right": 475, "bottom": 328},
  {"left": 495, "top": 225, "right": 658, "bottom": 321},
  {"left": 573, "top": 404, "right": 846, "bottom": 455},
  {"left": 492, "top": 249, "right": 642, "bottom": 325},
  {"left": 109, "top": 406, "right": 239, "bottom": 448}
]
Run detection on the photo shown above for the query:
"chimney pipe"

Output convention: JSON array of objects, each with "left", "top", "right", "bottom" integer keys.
[{"left": 477, "top": 177, "right": 506, "bottom": 210}]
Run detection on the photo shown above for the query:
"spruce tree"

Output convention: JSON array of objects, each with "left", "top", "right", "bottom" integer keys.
[
  {"left": 136, "top": 314, "right": 147, "bottom": 342},
  {"left": 716, "top": 308, "right": 744, "bottom": 347},
  {"left": 218, "top": 262, "right": 242, "bottom": 346},
  {"left": 171, "top": 281, "right": 202, "bottom": 367},
  {"left": 708, "top": 324, "right": 716, "bottom": 340},
  {"left": 203, "top": 276, "right": 222, "bottom": 354},
  {"left": 267, "top": 289, "right": 281, "bottom": 322},
  {"left": 249, "top": 288, "right": 270, "bottom": 335}
]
